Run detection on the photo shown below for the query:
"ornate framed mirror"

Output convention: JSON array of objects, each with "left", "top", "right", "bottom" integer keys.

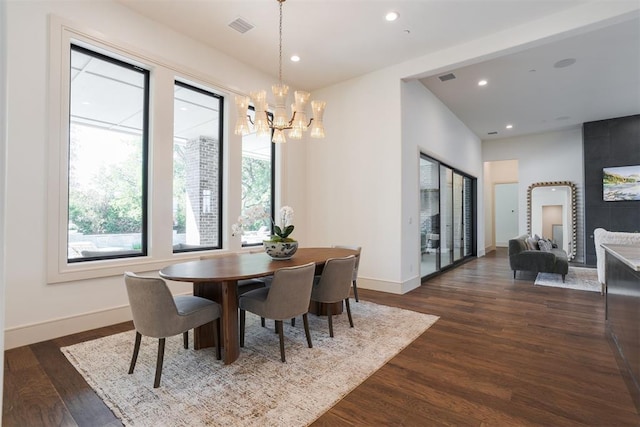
[{"left": 527, "top": 181, "right": 577, "bottom": 260}]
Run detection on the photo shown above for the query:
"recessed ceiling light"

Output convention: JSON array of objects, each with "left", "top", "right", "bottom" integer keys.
[
  {"left": 506, "top": 124, "right": 513, "bottom": 129},
  {"left": 478, "top": 79, "right": 488, "bottom": 86},
  {"left": 290, "top": 55, "right": 300, "bottom": 62},
  {"left": 180, "top": 107, "right": 188, "bottom": 111},
  {"left": 554, "top": 58, "right": 576, "bottom": 68},
  {"left": 385, "top": 11, "right": 399, "bottom": 21}
]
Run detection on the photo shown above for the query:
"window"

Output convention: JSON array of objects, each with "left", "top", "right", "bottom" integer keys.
[
  {"left": 49, "top": 24, "right": 235, "bottom": 282},
  {"left": 172, "top": 81, "right": 224, "bottom": 252},
  {"left": 67, "top": 45, "right": 149, "bottom": 262},
  {"left": 240, "top": 108, "right": 275, "bottom": 246}
]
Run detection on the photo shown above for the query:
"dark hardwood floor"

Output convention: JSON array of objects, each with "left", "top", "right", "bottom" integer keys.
[{"left": 4, "top": 249, "right": 639, "bottom": 426}]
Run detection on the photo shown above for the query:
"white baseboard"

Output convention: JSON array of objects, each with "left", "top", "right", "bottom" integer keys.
[
  {"left": 358, "top": 276, "right": 420, "bottom": 295},
  {"left": 4, "top": 305, "right": 133, "bottom": 350},
  {"left": 4, "top": 276, "right": 426, "bottom": 349}
]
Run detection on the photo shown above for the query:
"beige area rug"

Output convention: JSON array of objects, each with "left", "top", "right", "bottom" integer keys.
[
  {"left": 62, "top": 301, "right": 438, "bottom": 426},
  {"left": 534, "top": 266, "right": 600, "bottom": 292}
]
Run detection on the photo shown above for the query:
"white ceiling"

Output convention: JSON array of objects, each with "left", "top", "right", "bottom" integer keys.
[{"left": 116, "top": 0, "right": 640, "bottom": 141}]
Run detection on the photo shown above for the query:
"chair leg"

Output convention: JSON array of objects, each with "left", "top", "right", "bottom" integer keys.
[
  {"left": 345, "top": 298, "right": 354, "bottom": 328},
  {"left": 213, "top": 318, "right": 221, "bottom": 360},
  {"left": 276, "top": 320, "right": 286, "bottom": 363},
  {"left": 240, "top": 309, "right": 246, "bottom": 347},
  {"left": 562, "top": 274, "right": 566, "bottom": 283},
  {"left": 303, "top": 313, "right": 312, "bottom": 348},
  {"left": 352, "top": 280, "right": 359, "bottom": 302},
  {"left": 153, "top": 338, "right": 166, "bottom": 388},
  {"left": 513, "top": 270, "right": 516, "bottom": 279},
  {"left": 183, "top": 331, "right": 188, "bottom": 349},
  {"left": 128, "top": 331, "right": 142, "bottom": 374},
  {"left": 327, "top": 304, "right": 334, "bottom": 338},
  {"left": 261, "top": 317, "right": 265, "bottom": 327},
  {"left": 291, "top": 317, "right": 296, "bottom": 327}
]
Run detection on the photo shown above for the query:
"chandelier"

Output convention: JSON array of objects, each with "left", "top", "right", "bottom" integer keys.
[{"left": 234, "top": 0, "right": 325, "bottom": 143}]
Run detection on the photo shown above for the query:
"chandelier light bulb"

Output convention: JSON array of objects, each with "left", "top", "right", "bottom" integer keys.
[
  {"left": 310, "top": 100, "right": 326, "bottom": 139},
  {"left": 234, "top": 96, "right": 250, "bottom": 136}
]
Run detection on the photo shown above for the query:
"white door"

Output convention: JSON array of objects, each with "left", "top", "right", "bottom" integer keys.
[{"left": 494, "top": 183, "right": 519, "bottom": 247}]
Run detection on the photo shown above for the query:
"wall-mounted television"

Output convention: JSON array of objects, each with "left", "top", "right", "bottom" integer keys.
[{"left": 603, "top": 165, "right": 640, "bottom": 201}]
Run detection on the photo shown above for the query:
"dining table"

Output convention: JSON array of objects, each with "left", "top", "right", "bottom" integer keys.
[{"left": 159, "top": 246, "right": 358, "bottom": 364}]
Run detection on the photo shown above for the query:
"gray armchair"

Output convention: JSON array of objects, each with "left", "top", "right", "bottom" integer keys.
[
  {"left": 311, "top": 255, "right": 357, "bottom": 337},
  {"left": 332, "top": 245, "right": 362, "bottom": 302},
  {"left": 124, "top": 272, "right": 221, "bottom": 388},
  {"left": 239, "top": 262, "right": 316, "bottom": 362}
]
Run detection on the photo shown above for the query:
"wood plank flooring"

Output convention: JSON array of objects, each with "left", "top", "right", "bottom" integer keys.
[{"left": 4, "top": 249, "right": 639, "bottom": 426}]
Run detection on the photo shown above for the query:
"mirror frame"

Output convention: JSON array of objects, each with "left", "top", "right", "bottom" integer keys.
[{"left": 526, "top": 181, "right": 577, "bottom": 261}]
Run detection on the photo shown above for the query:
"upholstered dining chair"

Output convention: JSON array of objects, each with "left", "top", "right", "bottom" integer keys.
[
  {"left": 239, "top": 262, "right": 316, "bottom": 362},
  {"left": 332, "top": 245, "right": 362, "bottom": 302},
  {"left": 124, "top": 272, "right": 222, "bottom": 388},
  {"left": 311, "top": 255, "right": 357, "bottom": 338}
]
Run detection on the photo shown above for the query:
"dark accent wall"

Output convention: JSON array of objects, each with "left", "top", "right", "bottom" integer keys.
[{"left": 584, "top": 114, "right": 640, "bottom": 265}]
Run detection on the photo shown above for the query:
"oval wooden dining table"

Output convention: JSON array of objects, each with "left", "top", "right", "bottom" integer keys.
[{"left": 159, "top": 247, "right": 358, "bottom": 364}]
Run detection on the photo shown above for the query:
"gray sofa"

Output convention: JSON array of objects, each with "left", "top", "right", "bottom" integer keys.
[{"left": 508, "top": 234, "right": 568, "bottom": 282}]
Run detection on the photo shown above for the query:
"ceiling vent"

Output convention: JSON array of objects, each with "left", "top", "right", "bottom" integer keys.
[
  {"left": 438, "top": 73, "right": 456, "bottom": 82},
  {"left": 487, "top": 131, "right": 498, "bottom": 135},
  {"left": 229, "top": 17, "right": 254, "bottom": 34}
]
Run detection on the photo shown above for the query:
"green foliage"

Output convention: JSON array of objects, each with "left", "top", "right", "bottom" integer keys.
[
  {"left": 274, "top": 224, "right": 294, "bottom": 239},
  {"left": 241, "top": 156, "right": 272, "bottom": 231},
  {"left": 68, "top": 130, "right": 143, "bottom": 235},
  {"left": 173, "top": 143, "right": 187, "bottom": 233}
]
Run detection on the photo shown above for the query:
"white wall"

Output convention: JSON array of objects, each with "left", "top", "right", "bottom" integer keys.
[
  {"left": 306, "top": 68, "right": 404, "bottom": 292},
  {"left": 483, "top": 128, "right": 585, "bottom": 262},
  {"left": 4, "top": 1, "right": 306, "bottom": 349},
  {"left": 1, "top": 0, "right": 7, "bottom": 410},
  {"left": 401, "top": 80, "right": 483, "bottom": 288}
]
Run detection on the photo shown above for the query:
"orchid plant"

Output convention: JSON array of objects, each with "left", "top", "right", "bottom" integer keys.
[{"left": 232, "top": 205, "right": 295, "bottom": 242}]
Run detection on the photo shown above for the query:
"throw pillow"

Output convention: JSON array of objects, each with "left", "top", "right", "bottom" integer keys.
[
  {"left": 538, "top": 239, "right": 553, "bottom": 251},
  {"left": 526, "top": 236, "right": 539, "bottom": 250}
]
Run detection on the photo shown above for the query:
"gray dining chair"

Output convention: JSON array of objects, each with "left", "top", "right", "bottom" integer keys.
[
  {"left": 332, "top": 245, "right": 362, "bottom": 302},
  {"left": 238, "top": 247, "right": 272, "bottom": 297},
  {"left": 124, "top": 272, "right": 222, "bottom": 388},
  {"left": 311, "top": 255, "right": 357, "bottom": 337},
  {"left": 239, "top": 262, "right": 316, "bottom": 362}
]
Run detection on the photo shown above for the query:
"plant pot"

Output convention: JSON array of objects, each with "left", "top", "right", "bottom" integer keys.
[{"left": 263, "top": 240, "right": 298, "bottom": 260}]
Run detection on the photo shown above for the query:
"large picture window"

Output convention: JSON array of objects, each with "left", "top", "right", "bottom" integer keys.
[
  {"left": 240, "top": 108, "right": 275, "bottom": 246},
  {"left": 172, "top": 81, "right": 224, "bottom": 252},
  {"left": 67, "top": 45, "right": 149, "bottom": 262}
]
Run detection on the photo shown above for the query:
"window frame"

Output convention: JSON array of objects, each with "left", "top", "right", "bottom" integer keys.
[
  {"left": 67, "top": 44, "right": 150, "bottom": 263},
  {"left": 46, "top": 17, "right": 237, "bottom": 283},
  {"left": 172, "top": 79, "right": 224, "bottom": 253},
  {"left": 241, "top": 106, "right": 276, "bottom": 247}
]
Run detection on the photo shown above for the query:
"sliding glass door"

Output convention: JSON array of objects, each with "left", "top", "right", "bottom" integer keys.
[
  {"left": 420, "top": 154, "right": 476, "bottom": 279},
  {"left": 440, "top": 166, "right": 453, "bottom": 268},
  {"left": 419, "top": 157, "right": 440, "bottom": 276}
]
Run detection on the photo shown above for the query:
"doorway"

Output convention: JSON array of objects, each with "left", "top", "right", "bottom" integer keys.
[{"left": 494, "top": 183, "right": 519, "bottom": 247}]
